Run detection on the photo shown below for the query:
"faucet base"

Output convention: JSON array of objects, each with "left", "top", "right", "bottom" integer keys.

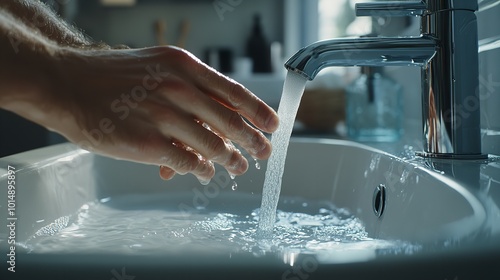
[{"left": 416, "top": 152, "right": 488, "bottom": 160}]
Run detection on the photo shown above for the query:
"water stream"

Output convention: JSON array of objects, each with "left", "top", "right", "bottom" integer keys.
[{"left": 257, "top": 71, "right": 308, "bottom": 238}]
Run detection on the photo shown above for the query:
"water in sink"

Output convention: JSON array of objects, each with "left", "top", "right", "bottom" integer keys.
[{"left": 20, "top": 192, "right": 419, "bottom": 263}]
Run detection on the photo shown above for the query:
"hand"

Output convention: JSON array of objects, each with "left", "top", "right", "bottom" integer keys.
[{"left": 47, "top": 46, "right": 279, "bottom": 183}]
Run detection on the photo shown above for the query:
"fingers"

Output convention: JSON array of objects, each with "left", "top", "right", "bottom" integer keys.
[
  {"left": 203, "top": 73, "right": 279, "bottom": 134},
  {"left": 159, "top": 165, "right": 176, "bottom": 180},
  {"left": 149, "top": 99, "right": 249, "bottom": 176},
  {"left": 99, "top": 122, "right": 217, "bottom": 183},
  {"left": 158, "top": 77, "right": 273, "bottom": 160},
  {"left": 157, "top": 141, "right": 216, "bottom": 183},
  {"left": 170, "top": 47, "right": 279, "bottom": 134},
  {"left": 113, "top": 47, "right": 280, "bottom": 182},
  {"left": 209, "top": 110, "right": 272, "bottom": 160}
]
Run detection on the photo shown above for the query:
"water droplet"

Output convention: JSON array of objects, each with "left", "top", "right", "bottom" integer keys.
[
  {"left": 229, "top": 173, "right": 236, "bottom": 180},
  {"left": 99, "top": 197, "right": 111, "bottom": 203},
  {"left": 231, "top": 181, "right": 238, "bottom": 191},
  {"left": 254, "top": 159, "right": 261, "bottom": 170},
  {"left": 198, "top": 178, "right": 211, "bottom": 185},
  {"left": 400, "top": 169, "right": 409, "bottom": 183}
]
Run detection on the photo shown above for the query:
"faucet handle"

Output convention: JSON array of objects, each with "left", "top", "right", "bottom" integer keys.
[{"left": 355, "top": 1, "right": 427, "bottom": 17}]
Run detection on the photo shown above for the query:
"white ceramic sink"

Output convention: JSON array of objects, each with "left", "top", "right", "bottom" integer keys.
[{"left": 1, "top": 138, "right": 500, "bottom": 279}]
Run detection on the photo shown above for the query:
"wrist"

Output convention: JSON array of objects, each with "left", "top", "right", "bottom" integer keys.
[{"left": 0, "top": 39, "right": 66, "bottom": 126}]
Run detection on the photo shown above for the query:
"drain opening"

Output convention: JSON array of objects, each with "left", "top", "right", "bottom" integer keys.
[{"left": 373, "top": 184, "right": 386, "bottom": 218}]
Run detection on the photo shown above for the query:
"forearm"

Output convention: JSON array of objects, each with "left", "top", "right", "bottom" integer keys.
[
  {"left": 0, "top": 0, "right": 107, "bottom": 120},
  {"left": 0, "top": 7, "right": 60, "bottom": 120},
  {"left": 0, "top": 0, "right": 102, "bottom": 48}
]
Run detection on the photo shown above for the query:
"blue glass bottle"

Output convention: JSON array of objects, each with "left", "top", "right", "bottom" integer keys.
[{"left": 346, "top": 67, "right": 403, "bottom": 142}]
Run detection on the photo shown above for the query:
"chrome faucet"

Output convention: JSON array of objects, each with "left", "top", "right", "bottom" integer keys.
[{"left": 285, "top": 0, "right": 486, "bottom": 159}]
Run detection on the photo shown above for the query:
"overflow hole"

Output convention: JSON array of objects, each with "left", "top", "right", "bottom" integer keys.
[{"left": 373, "top": 184, "right": 386, "bottom": 218}]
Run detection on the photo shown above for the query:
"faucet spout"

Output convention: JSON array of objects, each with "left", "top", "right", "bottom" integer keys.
[
  {"left": 284, "top": 1, "right": 486, "bottom": 159},
  {"left": 285, "top": 36, "right": 437, "bottom": 81}
]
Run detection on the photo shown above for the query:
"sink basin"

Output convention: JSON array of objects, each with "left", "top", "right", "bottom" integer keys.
[{"left": 1, "top": 138, "right": 500, "bottom": 279}]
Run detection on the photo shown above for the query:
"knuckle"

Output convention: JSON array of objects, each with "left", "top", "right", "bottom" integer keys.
[
  {"left": 226, "top": 150, "right": 246, "bottom": 174},
  {"left": 227, "top": 151, "right": 241, "bottom": 167},
  {"left": 158, "top": 78, "right": 199, "bottom": 105},
  {"left": 173, "top": 153, "right": 198, "bottom": 174},
  {"left": 249, "top": 129, "right": 264, "bottom": 148},
  {"left": 240, "top": 128, "right": 268, "bottom": 159},
  {"left": 226, "top": 112, "right": 245, "bottom": 136},
  {"left": 203, "top": 135, "right": 228, "bottom": 160},
  {"left": 173, "top": 47, "right": 193, "bottom": 61},
  {"left": 227, "top": 82, "right": 245, "bottom": 107},
  {"left": 159, "top": 78, "right": 186, "bottom": 96},
  {"left": 254, "top": 102, "right": 267, "bottom": 122},
  {"left": 197, "top": 160, "right": 216, "bottom": 178},
  {"left": 151, "top": 105, "right": 178, "bottom": 126},
  {"left": 165, "top": 46, "right": 200, "bottom": 70}
]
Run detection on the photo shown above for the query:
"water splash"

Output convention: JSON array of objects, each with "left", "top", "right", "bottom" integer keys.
[
  {"left": 21, "top": 194, "right": 421, "bottom": 262},
  {"left": 254, "top": 159, "right": 261, "bottom": 170}
]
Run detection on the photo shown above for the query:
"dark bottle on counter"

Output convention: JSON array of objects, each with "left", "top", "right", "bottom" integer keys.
[{"left": 246, "top": 14, "right": 272, "bottom": 73}]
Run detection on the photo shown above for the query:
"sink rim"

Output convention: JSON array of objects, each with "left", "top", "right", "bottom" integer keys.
[{"left": 0, "top": 138, "right": 493, "bottom": 261}]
